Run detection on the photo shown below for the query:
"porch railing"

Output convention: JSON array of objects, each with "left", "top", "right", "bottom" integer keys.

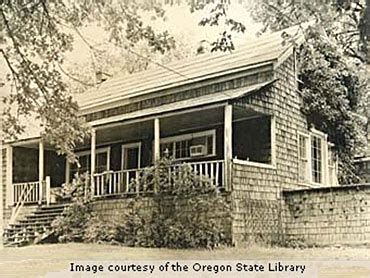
[
  {"left": 93, "top": 160, "right": 225, "bottom": 198},
  {"left": 13, "top": 181, "right": 42, "bottom": 204},
  {"left": 12, "top": 177, "right": 51, "bottom": 206},
  {"left": 10, "top": 177, "right": 51, "bottom": 224}
]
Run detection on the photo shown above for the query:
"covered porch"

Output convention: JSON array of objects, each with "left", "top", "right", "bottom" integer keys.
[{"left": 6, "top": 100, "right": 274, "bottom": 204}]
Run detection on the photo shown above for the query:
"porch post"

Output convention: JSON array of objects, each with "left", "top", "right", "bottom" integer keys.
[
  {"left": 45, "top": 176, "right": 51, "bottom": 206},
  {"left": 5, "top": 145, "right": 13, "bottom": 206},
  {"left": 38, "top": 140, "right": 44, "bottom": 205},
  {"left": 224, "top": 104, "right": 233, "bottom": 191},
  {"left": 154, "top": 118, "right": 160, "bottom": 194},
  {"left": 90, "top": 128, "right": 96, "bottom": 197},
  {"left": 154, "top": 118, "right": 160, "bottom": 162}
]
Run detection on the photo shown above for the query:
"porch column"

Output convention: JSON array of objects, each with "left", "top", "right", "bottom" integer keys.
[
  {"left": 154, "top": 118, "right": 160, "bottom": 162},
  {"left": 90, "top": 128, "right": 96, "bottom": 196},
  {"left": 38, "top": 140, "right": 44, "bottom": 204},
  {"left": 5, "top": 145, "right": 13, "bottom": 206},
  {"left": 153, "top": 118, "right": 160, "bottom": 194},
  {"left": 224, "top": 104, "right": 233, "bottom": 191}
]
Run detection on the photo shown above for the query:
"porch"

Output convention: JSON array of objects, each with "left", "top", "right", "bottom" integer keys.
[{"left": 6, "top": 103, "right": 274, "bottom": 205}]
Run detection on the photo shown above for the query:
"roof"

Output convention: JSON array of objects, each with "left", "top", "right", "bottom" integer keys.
[
  {"left": 6, "top": 26, "right": 303, "bottom": 144},
  {"left": 90, "top": 79, "right": 276, "bottom": 128},
  {"left": 75, "top": 25, "right": 303, "bottom": 114}
]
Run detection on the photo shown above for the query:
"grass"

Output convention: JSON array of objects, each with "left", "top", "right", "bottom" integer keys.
[{"left": 0, "top": 243, "right": 370, "bottom": 277}]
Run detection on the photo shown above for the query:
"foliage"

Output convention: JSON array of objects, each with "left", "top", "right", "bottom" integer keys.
[
  {"left": 0, "top": 1, "right": 175, "bottom": 162},
  {"left": 250, "top": 0, "right": 369, "bottom": 183},
  {"left": 195, "top": 1, "right": 247, "bottom": 52},
  {"left": 280, "top": 236, "right": 308, "bottom": 249},
  {"left": 51, "top": 173, "right": 93, "bottom": 242},
  {"left": 84, "top": 215, "right": 124, "bottom": 245},
  {"left": 252, "top": 0, "right": 367, "bottom": 61},
  {"left": 299, "top": 28, "right": 368, "bottom": 182},
  {"left": 84, "top": 159, "right": 231, "bottom": 249}
]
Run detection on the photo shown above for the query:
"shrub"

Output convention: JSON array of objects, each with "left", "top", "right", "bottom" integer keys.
[
  {"left": 120, "top": 159, "right": 231, "bottom": 249},
  {"left": 51, "top": 173, "right": 93, "bottom": 242},
  {"left": 84, "top": 216, "right": 124, "bottom": 244},
  {"left": 52, "top": 159, "right": 231, "bottom": 248}
]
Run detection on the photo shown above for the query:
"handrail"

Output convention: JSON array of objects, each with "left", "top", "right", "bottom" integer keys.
[
  {"left": 10, "top": 177, "right": 51, "bottom": 224},
  {"left": 9, "top": 183, "right": 36, "bottom": 225}
]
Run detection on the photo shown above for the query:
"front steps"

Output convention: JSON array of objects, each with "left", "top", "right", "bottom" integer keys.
[{"left": 3, "top": 203, "right": 69, "bottom": 247}]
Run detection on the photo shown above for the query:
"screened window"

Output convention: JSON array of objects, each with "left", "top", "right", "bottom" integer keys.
[
  {"left": 160, "top": 130, "right": 215, "bottom": 161},
  {"left": 69, "top": 148, "right": 110, "bottom": 179}
]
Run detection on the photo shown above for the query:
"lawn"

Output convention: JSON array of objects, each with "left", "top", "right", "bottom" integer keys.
[{"left": 0, "top": 243, "right": 370, "bottom": 277}]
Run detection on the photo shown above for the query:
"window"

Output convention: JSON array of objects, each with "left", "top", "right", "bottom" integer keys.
[
  {"left": 298, "top": 129, "right": 338, "bottom": 185},
  {"left": 233, "top": 116, "right": 275, "bottom": 166},
  {"left": 69, "top": 147, "right": 110, "bottom": 179},
  {"left": 159, "top": 130, "right": 216, "bottom": 161},
  {"left": 298, "top": 130, "right": 337, "bottom": 186},
  {"left": 311, "top": 135, "right": 322, "bottom": 184},
  {"left": 298, "top": 134, "right": 309, "bottom": 183}
]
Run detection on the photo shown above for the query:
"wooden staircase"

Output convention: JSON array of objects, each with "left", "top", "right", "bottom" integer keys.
[{"left": 3, "top": 203, "right": 69, "bottom": 247}]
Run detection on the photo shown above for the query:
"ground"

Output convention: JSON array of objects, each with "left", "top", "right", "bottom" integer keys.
[{"left": 1, "top": 243, "right": 370, "bottom": 277}]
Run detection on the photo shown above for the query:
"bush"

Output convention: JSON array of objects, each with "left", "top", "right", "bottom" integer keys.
[
  {"left": 119, "top": 159, "right": 231, "bottom": 248},
  {"left": 52, "top": 159, "right": 231, "bottom": 248},
  {"left": 84, "top": 216, "right": 124, "bottom": 244},
  {"left": 51, "top": 173, "right": 93, "bottom": 242}
]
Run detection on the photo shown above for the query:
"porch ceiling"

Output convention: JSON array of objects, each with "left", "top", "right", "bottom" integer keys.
[
  {"left": 92, "top": 104, "right": 265, "bottom": 146},
  {"left": 94, "top": 107, "right": 225, "bottom": 145}
]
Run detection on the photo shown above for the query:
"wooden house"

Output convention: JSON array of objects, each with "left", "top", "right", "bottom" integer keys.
[{"left": 1, "top": 26, "right": 339, "bottom": 246}]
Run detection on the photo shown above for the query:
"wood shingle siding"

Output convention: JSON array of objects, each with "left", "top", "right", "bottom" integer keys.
[{"left": 231, "top": 54, "right": 309, "bottom": 245}]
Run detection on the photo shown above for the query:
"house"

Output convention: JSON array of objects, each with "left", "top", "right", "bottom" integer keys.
[{"left": 1, "top": 26, "right": 339, "bottom": 246}]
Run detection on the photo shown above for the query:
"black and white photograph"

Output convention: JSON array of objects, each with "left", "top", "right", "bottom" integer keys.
[{"left": 0, "top": 0, "right": 370, "bottom": 277}]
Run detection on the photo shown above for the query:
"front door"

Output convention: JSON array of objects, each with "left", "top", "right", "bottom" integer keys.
[
  {"left": 121, "top": 143, "right": 141, "bottom": 170},
  {"left": 121, "top": 143, "right": 141, "bottom": 192}
]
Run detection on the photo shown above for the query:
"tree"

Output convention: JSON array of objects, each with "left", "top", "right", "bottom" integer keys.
[
  {"left": 0, "top": 1, "right": 175, "bottom": 162},
  {"left": 1, "top": 0, "right": 367, "bottom": 183},
  {"left": 249, "top": 0, "right": 369, "bottom": 183}
]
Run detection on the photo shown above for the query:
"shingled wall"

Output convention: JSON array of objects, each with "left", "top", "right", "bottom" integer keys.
[
  {"left": 283, "top": 184, "right": 370, "bottom": 246},
  {"left": 230, "top": 54, "right": 311, "bottom": 246}
]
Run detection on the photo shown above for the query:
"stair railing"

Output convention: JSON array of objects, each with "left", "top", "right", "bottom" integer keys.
[
  {"left": 9, "top": 184, "right": 35, "bottom": 225},
  {"left": 9, "top": 176, "right": 51, "bottom": 225}
]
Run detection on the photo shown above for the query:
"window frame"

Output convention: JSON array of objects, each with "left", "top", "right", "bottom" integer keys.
[
  {"left": 121, "top": 142, "right": 142, "bottom": 170},
  {"left": 311, "top": 133, "right": 324, "bottom": 185},
  {"left": 157, "top": 129, "right": 216, "bottom": 162},
  {"left": 66, "top": 147, "right": 111, "bottom": 183},
  {"left": 233, "top": 115, "right": 276, "bottom": 169},
  {"left": 297, "top": 128, "right": 336, "bottom": 186},
  {"left": 297, "top": 132, "right": 310, "bottom": 184}
]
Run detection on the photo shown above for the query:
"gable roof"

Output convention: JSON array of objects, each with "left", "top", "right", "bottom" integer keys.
[
  {"left": 5, "top": 26, "right": 303, "bottom": 144},
  {"left": 75, "top": 25, "right": 303, "bottom": 114}
]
